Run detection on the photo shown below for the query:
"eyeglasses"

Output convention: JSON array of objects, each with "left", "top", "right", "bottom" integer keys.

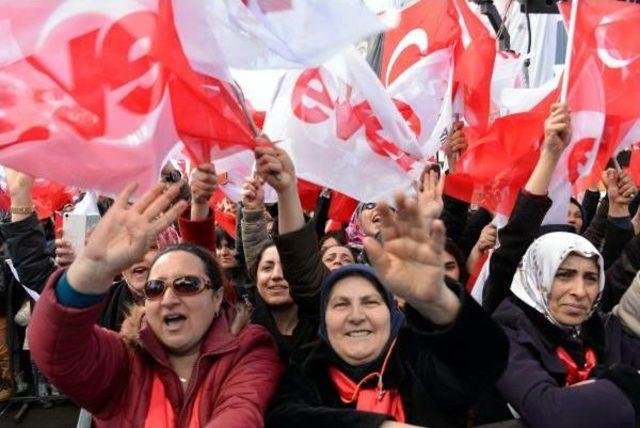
[{"left": 144, "top": 276, "right": 213, "bottom": 300}]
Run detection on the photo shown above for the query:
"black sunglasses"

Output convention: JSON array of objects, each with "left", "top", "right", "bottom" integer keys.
[{"left": 144, "top": 276, "right": 213, "bottom": 300}]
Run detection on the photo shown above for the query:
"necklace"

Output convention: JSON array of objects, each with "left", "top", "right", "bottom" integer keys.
[{"left": 179, "top": 377, "right": 187, "bottom": 383}]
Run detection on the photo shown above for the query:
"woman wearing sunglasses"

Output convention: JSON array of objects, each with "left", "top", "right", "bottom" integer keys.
[{"left": 28, "top": 183, "right": 283, "bottom": 427}]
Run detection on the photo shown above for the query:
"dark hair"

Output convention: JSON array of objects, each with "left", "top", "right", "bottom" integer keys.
[
  {"left": 249, "top": 240, "right": 275, "bottom": 282},
  {"left": 97, "top": 197, "right": 115, "bottom": 216},
  {"left": 215, "top": 227, "right": 236, "bottom": 249},
  {"left": 444, "top": 239, "right": 469, "bottom": 285},
  {"left": 151, "top": 243, "right": 224, "bottom": 290},
  {"left": 318, "top": 230, "right": 347, "bottom": 248}
]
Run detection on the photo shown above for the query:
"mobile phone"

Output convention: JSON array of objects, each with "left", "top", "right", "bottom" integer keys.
[{"left": 62, "top": 213, "right": 100, "bottom": 255}]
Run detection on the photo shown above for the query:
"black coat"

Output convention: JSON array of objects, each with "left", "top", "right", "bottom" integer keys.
[
  {"left": 97, "top": 280, "right": 138, "bottom": 332},
  {"left": 0, "top": 213, "right": 136, "bottom": 333},
  {"left": 251, "top": 290, "right": 319, "bottom": 363},
  {"left": 1, "top": 213, "right": 56, "bottom": 297},
  {"left": 266, "top": 285, "right": 509, "bottom": 428},
  {"left": 482, "top": 191, "right": 552, "bottom": 314},
  {"left": 490, "top": 297, "right": 640, "bottom": 428}
]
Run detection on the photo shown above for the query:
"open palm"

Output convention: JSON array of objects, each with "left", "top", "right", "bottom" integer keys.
[
  {"left": 68, "top": 183, "right": 187, "bottom": 293},
  {"left": 364, "top": 192, "right": 446, "bottom": 304}
]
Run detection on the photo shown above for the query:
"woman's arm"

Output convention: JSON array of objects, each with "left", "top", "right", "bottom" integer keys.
[
  {"left": 207, "top": 325, "right": 284, "bottom": 428},
  {"left": 178, "top": 163, "right": 217, "bottom": 251},
  {"left": 482, "top": 103, "right": 572, "bottom": 313},
  {"left": 29, "top": 183, "right": 186, "bottom": 414},
  {"left": 1, "top": 169, "right": 55, "bottom": 293},
  {"left": 400, "top": 279, "right": 509, "bottom": 408},
  {"left": 240, "top": 176, "right": 270, "bottom": 275},
  {"left": 255, "top": 144, "right": 328, "bottom": 313}
]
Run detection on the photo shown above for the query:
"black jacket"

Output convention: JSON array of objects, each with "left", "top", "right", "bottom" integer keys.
[
  {"left": 97, "top": 280, "right": 138, "bottom": 332},
  {"left": 603, "top": 233, "right": 640, "bottom": 313},
  {"left": 0, "top": 213, "right": 133, "bottom": 332},
  {"left": 482, "top": 191, "right": 552, "bottom": 314},
  {"left": 266, "top": 284, "right": 509, "bottom": 428},
  {"left": 489, "top": 297, "right": 640, "bottom": 428},
  {"left": 251, "top": 290, "right": 319, "bottom": 364},
  {"left": 1, "top": 213, "right": 56, "bottom": 296}
]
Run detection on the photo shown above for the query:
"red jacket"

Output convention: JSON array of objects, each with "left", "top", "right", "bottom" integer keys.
[{"left": 29, "top": 270, "right": 283, "bottom": 427}]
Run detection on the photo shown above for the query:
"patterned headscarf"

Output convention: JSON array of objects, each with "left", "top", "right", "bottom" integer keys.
[
  {"left": 345, "top": 203, "right": 367, "bottom": 249},
  {"left": 510, "top": 232, "right": 605, "bottom": 328}
]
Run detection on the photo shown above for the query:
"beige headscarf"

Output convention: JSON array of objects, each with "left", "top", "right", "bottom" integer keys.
[
  {"left": 613, "top": 271, "right": 640, "bottom": 337},
  {"left": 510, "top": 232, "right": 605, "bottom": 328}
]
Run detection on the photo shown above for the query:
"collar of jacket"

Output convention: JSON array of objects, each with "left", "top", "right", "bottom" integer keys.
[{"left": 508, "top": 297, "right": 607, "bottom": 373}]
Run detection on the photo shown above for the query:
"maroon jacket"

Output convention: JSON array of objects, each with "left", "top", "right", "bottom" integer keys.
[{"left": 29, "top": 270, "right": 283, "bottom": 427}]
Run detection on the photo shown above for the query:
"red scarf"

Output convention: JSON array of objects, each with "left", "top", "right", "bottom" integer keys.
[
  {"left": 144, "top": 372, "right": 203, "bottom": 428},
  {"left": 328, "top": 338, "right": 406, "bottom": 423},
  {"left": 555, "top": 346, "right": 597, "bottom": 386}
]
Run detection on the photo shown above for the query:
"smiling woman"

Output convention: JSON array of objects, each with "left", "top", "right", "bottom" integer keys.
[{"left": 267, "top": 192, "right": 509, "bottom": 428}]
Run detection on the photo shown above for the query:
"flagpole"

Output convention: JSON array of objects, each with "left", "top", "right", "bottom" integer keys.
[
  {"left": 561, "top": 0, "right": 579, "bottom": 103},
  {"left": 230, "top": 82, "right": 261, "bottom": 137},
  {"left": 230, "top": 81, "right": 282, "bottom": 181}
]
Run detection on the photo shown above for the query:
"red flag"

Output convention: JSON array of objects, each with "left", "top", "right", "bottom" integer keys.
[
  {"left": 629, "top": 149, "right": 640, "bottom": 185},
  {"left": 328, "top": 191, "right": 358, "bottom": 224},
  {"left": 557, "top": 0, "right": 640, "bottom": 195},
  {"left": 380, "top": 0, "right": 459, "bottom": 88},
  {"left": 0, "top": 1, "right": 254, "bottom": 194},
  {"left": 445, "top": 87, "right": 559, "bottom": 216},
  {"left": 31, "top": 181, "right": 75, "bottom": 220},
  {"left": 297, "top": 179, "right": 322, "bottom": 213},
  {"left": 559, "top": 0, "right": 640, "bottom": 119},
  {"left": 451, "top": 0, "right": 496, "bottom": 133},
  {"left": 214, "top": 210, "right": 237, "bottom": 240}
]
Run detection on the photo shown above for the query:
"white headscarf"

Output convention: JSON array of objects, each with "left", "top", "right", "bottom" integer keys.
[{"left": 510, "top": 232, "right": 605, "bottom": 328}]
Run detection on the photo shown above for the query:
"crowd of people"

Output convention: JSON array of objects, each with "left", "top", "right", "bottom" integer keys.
[{"left": 0, "top": 102, "right": 639, "bottom": 427}]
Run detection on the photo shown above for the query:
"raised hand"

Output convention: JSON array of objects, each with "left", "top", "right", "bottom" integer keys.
[
  {"left": 543, "top": 102, "right": 572, "bottom": 157},
  {"left": 604, "top": 168, "right": 637, "bottom": 217},
  {"left": 444, "top": 121, "right": 467, "bottom": 172},
  {"left": 364, "top": 192, "right": 460, "bottom": 325},
  {"left": 190, "top": 163, "right": 217, "bottom": 205},
  {"left": 476, "top": 224, "right": 498, "bottom": 253},
  {"left": 254, "top": 136, "right": 296, "bottom": 194},
  {"left": 66, "top": 183, "right": 188, "bottom": 294},
  {"left": 415, "top": 166, "right": 444, "bottom": 220},
  {"left": 242, "top": 176, "right": 265, "bottom": 211},
  {"left": 189, "top": 163, "right": 217, "bottom": 221}
]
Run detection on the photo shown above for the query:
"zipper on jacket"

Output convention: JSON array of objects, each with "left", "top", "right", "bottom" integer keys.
[{"left": 177, "top": 357, "right": 204, "bottom": 427}]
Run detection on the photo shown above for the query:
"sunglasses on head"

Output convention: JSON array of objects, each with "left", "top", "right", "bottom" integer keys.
[{"left": 144, "top": 276, "right": 213, "bottom": 300}]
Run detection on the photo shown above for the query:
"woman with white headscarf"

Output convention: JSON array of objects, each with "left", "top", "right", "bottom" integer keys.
[{"left": 491, "top": 232, "right": 640, "bottom": 428}]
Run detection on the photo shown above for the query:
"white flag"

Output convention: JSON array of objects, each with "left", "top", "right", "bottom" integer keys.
[
  {"left": 264, "top": 48, "right": 422, "bottom": 203},
  {"left": 173, "top": 0, "right": 385, "bottom": 80}
]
